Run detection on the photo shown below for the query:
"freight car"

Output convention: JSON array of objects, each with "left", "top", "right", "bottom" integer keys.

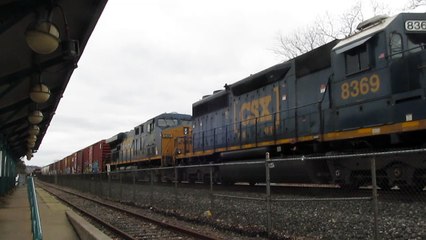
[
  {"left": 44, "top": 12, "right": 426, "bottom": 190},
  {"left": 42, "top": 140, "right": 110, "bottom": 175}
]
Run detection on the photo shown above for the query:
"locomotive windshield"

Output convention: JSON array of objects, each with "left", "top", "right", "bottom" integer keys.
[
  {"left": 390, "top": 33, "right": 426, "bottom": 58},
  {"left": 157, "top": 118, "right": 178, "bottom": 127},
  {"left": 390, "top": 18, "right": 426, "bottom": 57},
  {"left": 407, "top": 34, "right": 426, "bottom": 52},
  {"left": 405, "top": 19, "right": 426, "bottom": 51},
  {"left": 157, "top": 118, "right": 192, "bottom": 128}
]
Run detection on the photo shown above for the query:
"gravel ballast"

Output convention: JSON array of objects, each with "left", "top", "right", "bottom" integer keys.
[{"left": 49, "top": 177, "right": 426, "bottom": 240}]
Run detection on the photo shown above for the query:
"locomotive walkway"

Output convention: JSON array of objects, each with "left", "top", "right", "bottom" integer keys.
[{"left": 0, "top": 183, "right": 109, "bottom": 240}]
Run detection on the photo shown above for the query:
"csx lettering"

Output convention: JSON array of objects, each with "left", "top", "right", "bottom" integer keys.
[
  {"left": 240, "top": 95, "right": 272, "bottom": 126},
  {"left": 341, "top": 74, "right": 380, "bottom": 100}
]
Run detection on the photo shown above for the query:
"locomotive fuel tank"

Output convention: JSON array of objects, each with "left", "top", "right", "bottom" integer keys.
[{"left": 219, "top": 156, "right": 330, "bottom": 184}]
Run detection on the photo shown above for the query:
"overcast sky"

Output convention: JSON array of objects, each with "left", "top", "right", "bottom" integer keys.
[{"left": 28, "top": 0, "right": 418, "bottom": 166}]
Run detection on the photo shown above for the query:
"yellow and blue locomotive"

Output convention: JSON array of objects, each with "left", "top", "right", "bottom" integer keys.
[
  {"left": 107, "top": 113, "right": 192, "bottom": 168},
  {"left": 183, "top": 12, "right": 426, "bottom": 188}
]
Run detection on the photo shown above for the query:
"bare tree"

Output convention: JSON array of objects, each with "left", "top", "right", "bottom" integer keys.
[
  {"left": 273, "top": 0, "right": 416, "bottom": 61},
  {"left": 338, "top": 1, "right": 364, "bottom": 38},
  {"left": 273, "top": 24, "right": 329, "bottom": 60},
  {"left": 370, "top": 0, "right": 392, "bottom": 16},
  {"left": 273, "top": 1, "right": 365, "bottom": 60},
  {"left": 405, "top": 0, "right": 426, "bottom": 9}
]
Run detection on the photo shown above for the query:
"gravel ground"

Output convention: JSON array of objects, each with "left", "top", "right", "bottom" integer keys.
[
  {"left": 40, "top": 181, "right": 270, "bottom": 240},
  {"left": 50, "top": 178, "right": 426, "bottom": 240}
]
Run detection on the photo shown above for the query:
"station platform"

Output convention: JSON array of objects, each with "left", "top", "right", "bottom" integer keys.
[{"left": 0, "top": 184, "right": 79, "bottom": 240}]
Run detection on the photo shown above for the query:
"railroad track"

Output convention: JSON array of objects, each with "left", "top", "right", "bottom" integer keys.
[{"left": 37, "top": 182, "right": 222, "bottom": 240}]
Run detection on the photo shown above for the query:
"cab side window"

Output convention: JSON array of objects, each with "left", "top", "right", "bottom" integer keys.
[
  {"left": 390, "top": 33, "right": 403, "bottom": 58},
  {"left": 147, "top": 122, "right": 152, "bottom": 133},
  {"left": 345, "top": 44, "right": 369, "bottom": 75}
]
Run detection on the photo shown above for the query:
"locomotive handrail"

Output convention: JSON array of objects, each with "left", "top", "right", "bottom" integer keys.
[
  {"left": 108, "top": 99, "right": 325, "bottom": 163},
  {"left": 105, "top": 147, "right": 426, "bottom": 174},
  {"left": 388, "top": 43, "right": 426, "bottom": 59},
  {"left": 193, "top": 102, "right": 320, "bottom": 152},
  {"left": 267, "top": 147, "right": 426, "bottom": 162}
]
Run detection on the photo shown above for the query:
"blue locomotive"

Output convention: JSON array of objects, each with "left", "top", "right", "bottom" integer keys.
[{"left": 187, "top": 12, "right": 426, "bottom": 189}]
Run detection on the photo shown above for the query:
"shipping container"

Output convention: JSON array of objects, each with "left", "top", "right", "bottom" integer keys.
[
  {"left": 88, "top": 140, "right": 110, "bottom": 173},
  {"left": 83, "top": 148, "right": 90, "bottom": 174},
  {"left": 71, "top": 152, "right": 77, "bottom": 174},
  {"left": 76, "top": 150, "right": 83, "bottom": 174}
]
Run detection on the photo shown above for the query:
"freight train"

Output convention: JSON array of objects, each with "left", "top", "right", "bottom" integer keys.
[
  {"left": 41, "top": 140, "right": 110, "bottom": 175},
  {"left": 42, "top": 12, "right": 426, "bottom": 190}
]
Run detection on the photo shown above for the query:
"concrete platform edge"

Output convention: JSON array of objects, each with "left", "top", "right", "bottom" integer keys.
[{"left": 66, "top": 210, "right": 112, "bottom": 240}]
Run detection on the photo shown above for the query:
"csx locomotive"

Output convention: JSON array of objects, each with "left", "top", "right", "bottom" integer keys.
[{"left": 44, "top": 12, "right": 426, "bottom": 189}]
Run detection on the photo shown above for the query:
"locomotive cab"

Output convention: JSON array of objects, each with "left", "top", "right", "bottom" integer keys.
[
  {"left": 330, "top": 12, "right": 426, "bottom": 142},
  {"left": 329, "top": 13, "right": 426, "bottom": 188},
  {"left": 108, "top": 113, "right": 192, "bottom": 170}
]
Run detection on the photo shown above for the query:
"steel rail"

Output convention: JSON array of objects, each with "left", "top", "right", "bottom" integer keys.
[
  {"left": 39, "top": 184, "right": 136, "bottom": 240},
  {"left": 38, "top": 182, "right": 222, "bottom": 240}
]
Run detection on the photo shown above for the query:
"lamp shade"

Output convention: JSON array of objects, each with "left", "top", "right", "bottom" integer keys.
[
  {"left": 28, "top": 110, "right": 43, "bottom": 124},
  {"left": 25, "top": 21, "right": 60, "bottom": 54},
  {"left": 30, "top": 83, "right": 50, "bottom": 103},
  {"left": 27, "top": 142, "right": 35, "bottom": 148},
  {"left": 27, "top": 135, "right": 37, "bottom": 143},
  {"left": 29, "top": 125, "right": 40, "bottom": 135}
]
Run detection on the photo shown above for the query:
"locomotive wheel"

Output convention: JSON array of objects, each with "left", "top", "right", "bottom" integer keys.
[{"left": 378, "top": 179, "right": 391, "bottom": 190}]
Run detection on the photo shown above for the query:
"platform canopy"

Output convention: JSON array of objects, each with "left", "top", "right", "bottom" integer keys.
[{"left": 0, "top": 0, "right": 108, "bottom": 160}]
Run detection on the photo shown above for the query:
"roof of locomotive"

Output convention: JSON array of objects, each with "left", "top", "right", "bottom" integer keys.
[
  {"left": 106, "top": 112, "right": 191, "bottom": 144},
  {"left": 333, "top": 14, "right": 397, "bottom": 52},
  {"left": 136, "top": 112, "right": 192, "bottom": 130},
  {"left": 153, "top": 112, "right": 192, "bottom": 120},
  {"left": 192, "top": 88, "right": 228, "bottom": 107},
  {"left": 192, "top": 62, "right": 291, "bottom": 108}
]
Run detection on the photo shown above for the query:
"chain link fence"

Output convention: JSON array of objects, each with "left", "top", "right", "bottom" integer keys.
[{"left": 39, "top": 149, "right": 425, "bottom": 239}]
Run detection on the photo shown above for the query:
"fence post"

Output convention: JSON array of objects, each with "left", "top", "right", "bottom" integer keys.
[
  {"left": 119, "top": 172, "right": 123, "bottom": 201},
  {"left": 133, "top": 171, "right": 136, "bottom": 203},
  {"left": 99, "top": 173, "right": 102, "bottom": 197},
  {"left": 209, "top": 162, "right": 214, "bottom": 210},
  {"left": 74, "top": 175, "right": 77, "bottom": 191},
  {"left": 150, "top": 170, "right": 154, "bottom": 206},
  {"left": 174, "top": 166, "right": 178, "bottom": 208},
  {"left": 265, "top": 152, "right": 272, "bottom": 237},
  {"left": 108, "top": 172, "right": 111, "bottom": 199},
  {"left": 89, "top": 174, "right": 93, "bottom": 194},
  {"left": 370, "top": 157, "right": 379, "bottom": 240}
]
